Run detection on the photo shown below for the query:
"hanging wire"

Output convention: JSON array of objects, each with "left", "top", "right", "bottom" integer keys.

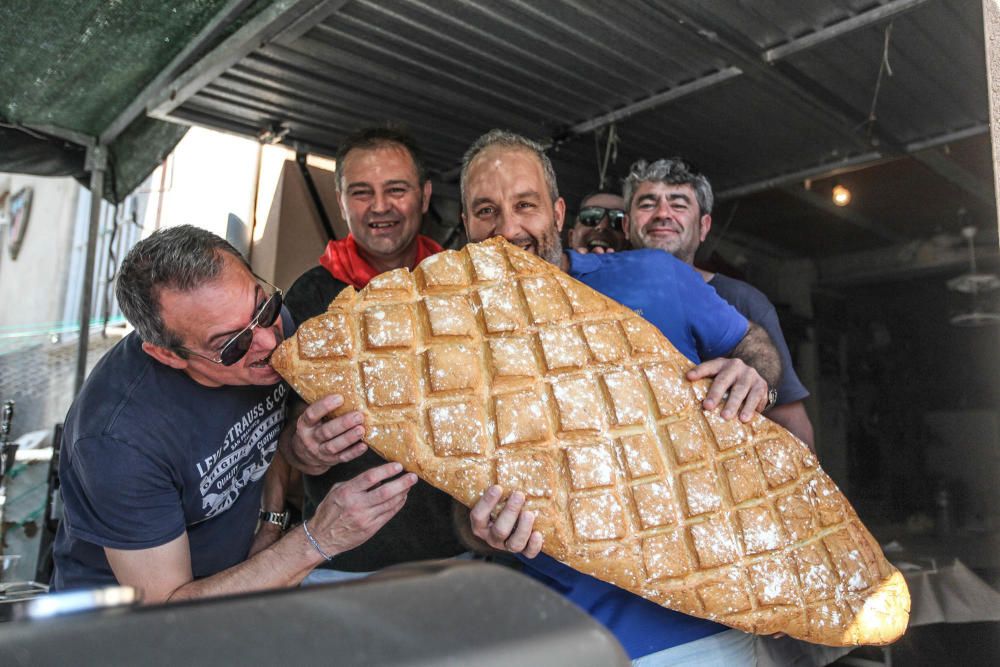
[
  {"left": 594, "top": 123, "right": 620, "bottom": 190},
  {"left": 862, "top": 22, "right": 895, "bottom": 142},
  {"left": 700, "top": 200, "right": 740, "bottom": 261},
  {"left": 101, "top": 203, "right": 121, "bottom": 336}
]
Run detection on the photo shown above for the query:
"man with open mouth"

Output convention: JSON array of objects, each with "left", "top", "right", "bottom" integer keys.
[
  {"left": 281, "top": 126, "right": 468, "bottom": 585},
  {"left": 567, "top": 191, "right": 629, "bottom": 253},
  {"left": 51, "top": 225, "right": 416, "bottom": 602}
]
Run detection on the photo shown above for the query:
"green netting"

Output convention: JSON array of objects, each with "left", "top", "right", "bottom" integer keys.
[
  {"left": 0, "top": 1, "right": 232, "bottom": 133},
  {"left": 0, "top": 0, "right": 272, "bottom": 202},
  {"left": 106, "top": 115, "right": 188, "bottom": 201}
]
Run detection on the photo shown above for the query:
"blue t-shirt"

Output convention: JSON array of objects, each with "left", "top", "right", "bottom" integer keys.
[
  {"left": 52, "top": 316, "right": 293, "bottom": 591},
  {"left": 709, "top": 273, "right": 809, "bottom": 405},
  {"left": 519, "top": 250, "right": 749, "bottom": 659},
  {"left": 567, "top": 249, "right": 747, "bottom": 364}
]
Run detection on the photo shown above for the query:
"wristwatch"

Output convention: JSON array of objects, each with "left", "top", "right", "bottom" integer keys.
[
  {"left": 765, "top": 387, "right": 779, "bottom": 411},
  {"left": 259, "top": 510, "right": 290, "bottom": 530}
]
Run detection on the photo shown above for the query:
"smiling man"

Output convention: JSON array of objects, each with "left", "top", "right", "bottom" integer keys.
[
  {"left": 460, "top": 130, "right": 780, "bottom": 665},
  {"left": 52, "top": 225, "right": 416, "bottom": 601},
  {"left": 285, "top": 127, "right": 441, "bottom": 318},
  {"left": 282, "top": 127, "right": 467, "bottom": 583},
  {"left": 567, "top": 191, "right": 629, "bottom": 252},
  {"left": 622, "top": 158, "right": 815, "bottom": 448}
]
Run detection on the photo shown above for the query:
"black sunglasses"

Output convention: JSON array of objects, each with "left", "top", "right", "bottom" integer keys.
[
  {"left": 577, "top": 206, "right": 625, "bottom": 231},
  {"left": 179, "top": 280, "right": 283, "bottom": 366}
]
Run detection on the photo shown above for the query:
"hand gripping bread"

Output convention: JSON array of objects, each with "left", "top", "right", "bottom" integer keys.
[{"left": 272, "top": 237, "right": 909, "bottom": 646}]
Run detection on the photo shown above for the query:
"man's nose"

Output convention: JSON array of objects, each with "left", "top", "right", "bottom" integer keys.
[
  {"left": 251, "top": 322, "right": 279, "bottom": 351},
  {"left": 494, "top": 211, "right": 519, "bottom": 240},
  {"left": 372, "top": 190, "right": 390, "bottom": 214},
  {"left": 654, "top": 199, "right": 673, "bottom": 220}
]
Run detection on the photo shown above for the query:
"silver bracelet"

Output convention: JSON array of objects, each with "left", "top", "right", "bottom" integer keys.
[{"left": 301, "top": 519, "right": 334, "bottom": 561}]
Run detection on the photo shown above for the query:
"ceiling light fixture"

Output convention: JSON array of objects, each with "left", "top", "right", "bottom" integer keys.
[
  {"left": 832, "top": 184, "right": 851, "bottom": 207},
  {"left": 947, "top": 225, "right": 1000, "bottom": 327}
]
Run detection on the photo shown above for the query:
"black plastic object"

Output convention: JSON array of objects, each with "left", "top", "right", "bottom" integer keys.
[
  {"left": 0, "top": 560, "right": 629, "bottom": 666},
  {"left": 0, "top": 401, "right": 16, "bottom": 480}
]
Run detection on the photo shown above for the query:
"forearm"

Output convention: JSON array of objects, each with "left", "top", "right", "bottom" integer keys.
[
  {"left": 166, "top": 526, "right": 322, "bottom": 602},
  {"left": 729, "top": 322, "right": 782, "bottom": 389},
  {"left": 766, "top": 401, "right": 816, "bottom": 451},
  {"left": 262, "top": 449, "right": 292, "bottom": 513}
]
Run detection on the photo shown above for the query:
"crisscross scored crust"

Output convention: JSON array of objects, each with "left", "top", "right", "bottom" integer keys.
[{"left": 272, "top": 237, "right": 909, "bottom": 646}]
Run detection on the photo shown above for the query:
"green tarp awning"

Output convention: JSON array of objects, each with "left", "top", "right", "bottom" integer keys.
[{"left": 0, "top": 0, "right": 269, "bottom": 202}]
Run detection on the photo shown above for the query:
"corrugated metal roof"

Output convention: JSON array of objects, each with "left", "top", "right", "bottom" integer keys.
[{"left": 154, "top": 0, "right": 994, "bottom": 259}]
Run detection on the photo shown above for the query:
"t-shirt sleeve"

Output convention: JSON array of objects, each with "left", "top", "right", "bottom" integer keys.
[
  {"left": 748, "top": 301, "right": 809, "bottom": 403},
  {"left": 674, "top": 263, "right": 749, "bottom": 360},
  {"left": 285, "top": 267, "right": 340, "bottom": 325},
  {"left": 62, "top": 435, "right": 186, "bottom": 550},
  {"left": 711, "top": 277, "right": 809, "bottom": 404}
]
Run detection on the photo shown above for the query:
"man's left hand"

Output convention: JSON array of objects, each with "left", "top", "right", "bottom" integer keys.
[{"left": 687, "top": 357, "right": 768, "bottom": 422}]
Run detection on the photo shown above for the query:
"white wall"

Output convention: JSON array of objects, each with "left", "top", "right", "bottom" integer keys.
[
  {"left": 0, "top": 174, "right": 80, "bottom": 336},
  {"left": 0, "top": 127, "right": 334, "bottom": 350},
  {"left": 144, "top": 126, "right": 262, "bottom": 239}
]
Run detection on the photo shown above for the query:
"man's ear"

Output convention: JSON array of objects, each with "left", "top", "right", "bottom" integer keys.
[
  {"left": 622, "top": 212, "right": 632, "bottom": 239},
  {"left": 699, "top": 213, "right": 712, "bottom": 242},
  {"left": 141, "top": 341, "right": 189, "bottom": 370},
  {"left": 554, "top": 197, "right": 566, "bottom": 233},
  {"left": 336, "top": 189, "right": 351, "bottom": 227},
  {"left": 567, "top": 224, "right": 582, "bottom": 248},
  {"left": 421, "top": 180, "right": 432, "bottom": 214}
]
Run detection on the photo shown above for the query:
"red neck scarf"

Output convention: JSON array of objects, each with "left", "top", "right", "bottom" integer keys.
[{"left": 318, "top": 234, "right": 443, "bottom": 289}]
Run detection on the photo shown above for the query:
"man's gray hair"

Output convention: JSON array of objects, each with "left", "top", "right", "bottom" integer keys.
[
  {"left": 460, "top": 129, "right": 559, "bottom": 205},
  {"left": 115, "top": 225, "right": 250, "bottom": 351},
  {"left": 623, "top": 158, "right": 714, "bottom": 215}
]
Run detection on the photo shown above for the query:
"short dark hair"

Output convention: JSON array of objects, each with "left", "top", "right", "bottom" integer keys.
[
  {"left": 115, "top": 225, "right": 249, "bottom": 350},
  {"left": 334, "top": 126, "right": 428, "bottom": 191}
]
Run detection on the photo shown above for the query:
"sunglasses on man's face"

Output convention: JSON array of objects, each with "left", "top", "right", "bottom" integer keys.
[
  {"left": 577, "top": 206, "right": 625, "bottom": 231},
  {"left": 180, "top": 282, "right": 283, "bottom": 367}
]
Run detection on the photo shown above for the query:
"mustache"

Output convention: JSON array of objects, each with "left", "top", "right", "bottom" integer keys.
[{"left": 642, "top": 222, "right": 680, "bottom": 233}]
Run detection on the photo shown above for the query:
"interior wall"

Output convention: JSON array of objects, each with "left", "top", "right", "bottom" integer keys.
[{"left": 813, "top": 275, "right": 1000, "bottom": 528}]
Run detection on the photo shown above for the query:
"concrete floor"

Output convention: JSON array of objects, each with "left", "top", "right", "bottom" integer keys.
[{"left": 833, "top": 621, "right": 1000, "bottom": 666}]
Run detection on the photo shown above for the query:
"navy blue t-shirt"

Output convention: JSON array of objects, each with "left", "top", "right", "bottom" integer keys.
[
  {"left": 709, "top": 273, "right": 809, "bottom": 405},
  {"left": 519, "top": 250, "right": 749, "bottom": 659},
  {"left": 52, "top": 316, "right": 292, "bottom": 591}
]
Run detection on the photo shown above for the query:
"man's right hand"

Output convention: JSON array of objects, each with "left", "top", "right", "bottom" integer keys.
[
  {"left": 282, "top": 395, "right": 368, "bottom": 475},
  {"left": 306, "top": 462, "right": 417, "bottom": 560},
  {"left": 469, "top": 486, "right": 543, "bottom": 558}
]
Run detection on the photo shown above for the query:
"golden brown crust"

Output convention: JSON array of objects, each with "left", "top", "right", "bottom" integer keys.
[{"left": 274, "top": 237, "right": 909, "bottom": 646}]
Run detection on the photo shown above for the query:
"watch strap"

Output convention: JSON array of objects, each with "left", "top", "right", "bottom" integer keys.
[{"left": 259, "top": 510, "right": 289, "bottom": 530}]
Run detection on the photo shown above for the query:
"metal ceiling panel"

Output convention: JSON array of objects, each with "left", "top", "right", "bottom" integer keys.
[
  {"left": 155, "top": 0, "right": 993, "bottom": 260},
  {"left": 775, "top": 0, "right": 986, "bottom": 146}
]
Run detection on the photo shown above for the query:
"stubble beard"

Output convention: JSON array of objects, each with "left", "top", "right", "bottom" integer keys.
[{"left": 538, "top": 228, "right": 564, "bottom": 266}]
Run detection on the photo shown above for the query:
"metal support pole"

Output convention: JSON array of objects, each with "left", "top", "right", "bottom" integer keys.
[
  {"left": 984, "top": 0, "right": 1000, "bottom": 239},
  {"left": 75, "top": 145, "right": 108, "bottom": 396}
]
